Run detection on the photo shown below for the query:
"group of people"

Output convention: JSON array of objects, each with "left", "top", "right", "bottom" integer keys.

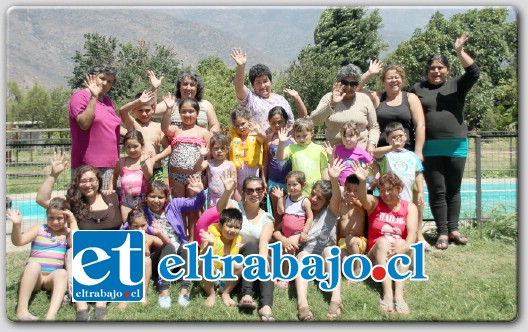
[{"left": 7, "top": 32, "right": 479, "bottom": 321}]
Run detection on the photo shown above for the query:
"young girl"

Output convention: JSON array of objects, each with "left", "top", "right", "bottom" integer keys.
[
  {"left": 199, "top": 208, "right": 243, "bottom": 308},
  {"left": 140, "top": 179, "right": 206, "bottom": 309},
  {"left": 228, "top": 107, "right": 267, "bottom": 199},
  {"left": 109, "top": 130, "right": 153, "bottom": 222},
  {"left": 162, "top": 95, "right": 211, "bottom": 241},
  {"left": 205, "top": 132, "right": 237, "bottom": 207},
  {"left": 271, "top": 171, "right": 314, "bottom": 288},
  {"left": 323, "top": 121, "right": 380, "bottom": 190},
  {"left": 7, "top": 197, "right": 71, "bottom": 321},
  {"left": 119, "top": 208, "right": 171, "bottom": 311},
  {"left": 263, "top": 106, "right": 293, "bottom": 214}
]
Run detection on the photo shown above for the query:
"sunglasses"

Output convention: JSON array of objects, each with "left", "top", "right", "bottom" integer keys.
[
  {"left": 340, "top": 79, "right": 359, "bottom": 87},
  {"left": 244, "top": 187, "right": 264, "bottom": 195}
]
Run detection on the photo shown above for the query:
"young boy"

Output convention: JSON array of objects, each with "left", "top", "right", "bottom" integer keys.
[
  {"left": 199, "top": 208, "right": 243, "bottom": 308},
  {"left": 373, "top": 121, "right": 427, "bottom": 247},
  {"left": 119, "top": 71, "right": 171, "bottom": 182},
  {"left": 276, "top": 118, "right": 329, "bottom": 196},
  {"left": 338, "top": 174, "right": 367, "bottom": 280}
]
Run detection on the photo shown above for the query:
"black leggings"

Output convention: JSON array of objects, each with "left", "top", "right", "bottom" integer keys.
[
  {"left": 238, "top": 242, "right": 274, "bottom": 309},
  {"left": 150, "top": 243, "right": 192, "bottom": 291},
  {"left": 423, "top": 156, "right": 466, "bottom": 235}
]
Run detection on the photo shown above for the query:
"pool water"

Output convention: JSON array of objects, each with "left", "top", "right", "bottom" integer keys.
[{"left": 10, "top": 181, "right": 517, "bottom": 221}]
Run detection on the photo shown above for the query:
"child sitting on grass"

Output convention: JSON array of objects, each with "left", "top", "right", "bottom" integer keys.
[
  {"left": 7, "top": 197, "right": 71, "bottom": 321},
  {"left": 199, "top": 208, "right": 243, "bottom": 308}
]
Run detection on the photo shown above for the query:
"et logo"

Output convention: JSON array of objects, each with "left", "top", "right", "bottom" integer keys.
[{"left": 72, "top": 230, "right": 144, "bottom": 302}]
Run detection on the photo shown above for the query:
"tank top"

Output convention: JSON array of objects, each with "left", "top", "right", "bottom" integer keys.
[
  {"left": 207, "top": 161, "right": 232, "bottom": 207},
  {"left": 267, "top": 140, "right": 293, "bottom": 183},
  {"left": 27, "top": 225, "right": 68, "bottom": 274},
  {"left": 367, "top": 198, "right": 409, "bottom": 251},
  {"left": 376, "top": 92, "right": 414, "bottom": 150},
  {"left": 120, "top": 159, "right": 148, "bottom": 207},
  {"left": 284, "top": 196, "right": 306, "bottom": 217}
]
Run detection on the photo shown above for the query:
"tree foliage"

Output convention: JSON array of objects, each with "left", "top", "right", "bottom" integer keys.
[
  {"left": 384, "top": 8, "right": 517, "bottom": 130},
  {"left": 279, "top": 7, "right": 387, "bottom": 114},
  {"left": 196, "top": 56, "right": 238, "bottom": 130}
]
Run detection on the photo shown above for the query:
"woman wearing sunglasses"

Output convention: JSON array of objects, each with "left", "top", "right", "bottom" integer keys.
[
  {"left": 215, "top": 173, "right": 275, "bottom": 321},
  {"left": 311, "top": 64, "right": 380, "bottom": 155}
]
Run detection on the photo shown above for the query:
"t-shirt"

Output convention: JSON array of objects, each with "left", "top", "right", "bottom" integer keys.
[
  {"left": 334, "top": 144, "right": 374, "bottom": 186},
  {"left": 238, "top": 86, "right": 294, "bottom": 134},
  {"left": 231, "top": 200, "right": 274, "bottom": 245},
  {"left": 299, "top": 206, "right": 337, "bottom": 256},
  {"left": 68, "top": 89, "right": 120, "bottom": 168},
  {"left": 284, "top": 142, "right": 328, "bottom": 196},
  {"left": 376, "top": 149, "right": 423, "bottom": 202}
]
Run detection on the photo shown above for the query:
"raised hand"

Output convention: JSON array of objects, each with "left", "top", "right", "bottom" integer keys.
[
  {"left": 63, "top": 209, "right": 77, "bottom": 226},
  {"left": 6, "top": 208, "right": 22, "bottom": 224},
  {"left": 199, "top": 144, "right": 209, "bottom": 158},
  {"left": 331, "top": 82, "right": 346, "bottom": 105},
  {"left": 270, "top": 186, "right": 284, "bottom": 200},
  {"left": 230, "top": 47, "right": 247, "bottom": 66},
  {"left": 151, "top": 220, "right": 162, "bottom": 235},
  {"left": 138, "top": 90, "right": 155, "bottom": 104},
  {"left": 200, "top": 228, "right": 214, "bottom": 246},
  {"left": 84, "top": 74, "right": 103, "bottom": 98},
  {"left": 147, "top": 70, "right": 164, "bottom": 90},
  {"left": 350, "top": 160, "right": 368, "bottom": 181},
  {"left": 389, "top": 136, "right": 405, "bottom": 150},
  {"left": 277, "top": 127, "right": 290, "bottom": 143},
  {"left": 188, "top": 175, "right": 204, "bottom": 193},
  {"left": 283, "top": 88, "right": 300, "bottom": 99},
  {"left": 163, "top": 92, "right": 176, "bottom": 109},
  {"left": 368, "top": 59, "right": 384, "bottom": 75},
  {"left": 50, "top": 151, "right": 68, "bottom": 176},
  {"left": 328, "top": 157, "right": 346, "bottom": 180},
  {"left": 455, "top": 32, "right": 470, "bottom": 53},
  {"left": 220, "top": 171, "right": 236, "bottom": 192},
  {"left": 322, "top": 141, "right": 334, "bottom": 157}
]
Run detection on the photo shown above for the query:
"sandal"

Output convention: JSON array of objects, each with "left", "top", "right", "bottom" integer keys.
[
  {"left": 379, "top": 300, "right": 395, "bottom": 314},
  {"left": 449, "top": 234, "right": 468, "bottom": 245},
  {"left": 435, "top": 238, "right": 449, "bottom": 250},
  {"left": 298, "top": 305, "right": 313, "bottom": 321},
  {"left": 326, "top": 301, "right": 342, "bottom": 319},
  {"left": 394, "top": 302, "right": 410, "bottom": 315}
]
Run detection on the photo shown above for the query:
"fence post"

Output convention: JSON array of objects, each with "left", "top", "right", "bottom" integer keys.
[{"left": 475, "top": 135, "right": 482, "bottom": 223}]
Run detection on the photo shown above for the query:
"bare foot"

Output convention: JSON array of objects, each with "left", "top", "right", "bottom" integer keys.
[
  {"left": 205, "top": 294, "right": 216, "bottom": 308},
  {"left": 221, "top": 292, "right": 237, "bottom": 307},
  {"left": 141, "top": 299, "right": 148, "bottom": 306}
]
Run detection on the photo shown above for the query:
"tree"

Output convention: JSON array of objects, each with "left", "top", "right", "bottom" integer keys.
[
  {"left": 197, "top": 56, "right": 238, "bottom": 130},
  {"left": 384, "top": 8, "right": 517, "bottom": 130},
  {"left": 279, "top": 7, "right": 387, "bottom": 114},
  {"left": 67, "top": 33, "right": 182, "bottom": 107}
]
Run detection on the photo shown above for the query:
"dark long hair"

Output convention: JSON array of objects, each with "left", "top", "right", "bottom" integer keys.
[{"left": 67, "top": 165, "right": 103, "bottom": 222}]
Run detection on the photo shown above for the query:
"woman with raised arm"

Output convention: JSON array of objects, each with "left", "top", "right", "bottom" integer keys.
[
  {"left": 410, "top": 32, "right": 480, "bottom": 250},
  {"left": 230, "top": 47, "right": 307, "bottom": 134}
]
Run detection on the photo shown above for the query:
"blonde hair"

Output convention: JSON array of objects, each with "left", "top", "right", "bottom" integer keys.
[{"left": 380, "top": 65, "right": 406, "bottom": 84}]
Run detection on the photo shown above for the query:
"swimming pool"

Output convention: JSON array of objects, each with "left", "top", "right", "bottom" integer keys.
[{"left": 10, "top": 180, "right": 517, "bottom": 222}]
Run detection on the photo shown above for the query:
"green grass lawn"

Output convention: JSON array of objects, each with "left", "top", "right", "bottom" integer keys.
[{"left": 5, "top": 220, "right": 517, "bottom": 322}]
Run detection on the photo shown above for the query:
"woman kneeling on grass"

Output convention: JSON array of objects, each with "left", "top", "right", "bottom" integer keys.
[{"left": 352, "top": 162, "right": 418, "bottom": 315}]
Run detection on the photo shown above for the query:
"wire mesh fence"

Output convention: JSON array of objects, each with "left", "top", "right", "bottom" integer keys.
[{"left": 5, "top": 129, "right": 517, "bottom": 233}]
